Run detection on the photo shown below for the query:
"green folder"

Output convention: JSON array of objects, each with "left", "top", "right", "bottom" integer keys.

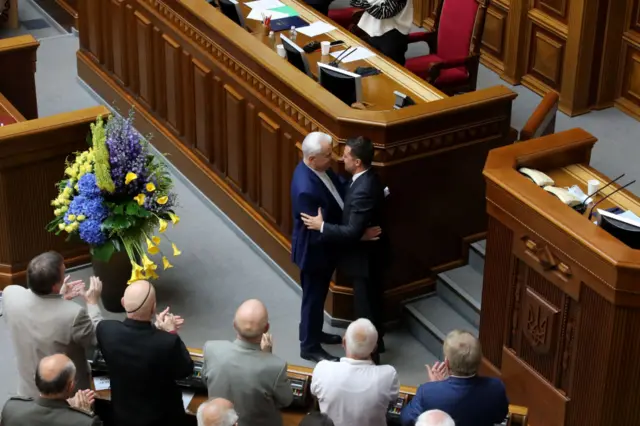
[{"left": 269, "top": 5, "right": 299, "bottom": 16}]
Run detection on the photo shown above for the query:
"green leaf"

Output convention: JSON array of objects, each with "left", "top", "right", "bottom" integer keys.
[
  {"left": 126, "top": 202, "right": 140, "bottom": 216},
  {"left": 102, "top": 215, "right": 133, "bottom": 231},
  {"left": 113, "top": 204, "right": 125, "bottom": 215},
  {"left": 86, "top": 130, "right": 93, "bottom": 147},
  {"left": 91, "top": 243, "right": 115, "bottom": 262}
]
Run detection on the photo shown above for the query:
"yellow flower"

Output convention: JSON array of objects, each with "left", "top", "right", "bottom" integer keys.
[
  {"left": 157, "top": 196, "right": 169, "bottom": 205},
  {"left": 146, "top": 238, "right": 160, "bottom": 255},
  {"left": 134, "top": 194, "right": 145, "bottom": 206},
  {"left": 63, "top": 199, "right": 71, "bottom": 206},
  {"left": 125, "top": 172, "right": 138, "bottom": 185},
  {"left": 64, "top": 225, "right": 73, "bottom": 233},
  {"left": 60, "top": 206, "right": 68, "bottom": 213},
  {"left": 158, "top": 219, "right": 168, "bottom": 233},
  {"left": 74, "top": 184, "right": 79, "bottom": 191},
  {"left": 128, "top": 262, "right": 146, "bottom": 284},
  {"left": 172, "top": 243, "right": 181, "bottom": 256},
  {"left": 162, "top": 257, "right": 173, "bottom": 270},
  {"left": 77, "top": 215, "right": 86, "bottom": 221},
  {"left": 169, "top": 213, "right": 180, "bottom": 225},
  {"left": 51, "top": 200, "right": 58, "bottom": 207},
  {"left": 54, "top": 208, "right": 61, "bottom": 216},
  {"left": 142, "top": 255, "right": 157, "bottom": 271},
  {"left": 146, "top": 269, "right": 160, "bottom": 280},
  {"left": 68, "top": 214, "right": 76, "bottom": 221},
  {"left": 65, "top": 167, "right": 76, "bottom": 178},
  {"left": 151, "top": 236, "right": 161, "bottom": 245},
  {"left": 58, "top": 223, "right": 65, "bottom": 231},
  {"left": 146, "top": 183, "right": 156, "bottom": 192}
]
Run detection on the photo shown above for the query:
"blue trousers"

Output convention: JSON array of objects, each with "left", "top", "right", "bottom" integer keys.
[{"left": 299, "top": 269, "right": 333, "bottom": 352}]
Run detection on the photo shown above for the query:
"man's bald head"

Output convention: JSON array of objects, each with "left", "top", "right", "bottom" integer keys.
[
  {"left": 122, "top": 280, "right": 156, "bottom": 320},
  {"left": 416, "top": 410, "right": 455, "bottom": 426},
  {"left": 233, "top": 299, "right": 269, "bottom": 342},
  {"left": 196, "top": 398, "right": 238, "bottom": 426},
  {"left": 35, "top": 354, "right": 76, "bottom": 397}
]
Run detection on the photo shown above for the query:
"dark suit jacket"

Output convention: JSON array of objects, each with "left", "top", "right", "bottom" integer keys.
[
  {"left": 96, "top": 319, "right": 194, "bottom": 426},
  {"left": 291, "top": 161, "right": 344, "bottom": 273},
  {"left": 400, "top": 376, "right": 509, "bottom": 426},
  {"left": 321, "top": 169, "right": 388, "bottom": 278},
  {"left": 0, "top": 396, "right": 101, "bottom": 426}
]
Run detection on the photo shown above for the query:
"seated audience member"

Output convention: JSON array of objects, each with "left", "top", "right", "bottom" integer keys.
[
  {"left": 0, "top": 354, "right": 101, "bottom": 425},
  {"left": 299, "top": 412, "right": 335, "bottom": 426},
  {"left": 401, "top": 330, "right": 508, "bottom": 426},
  {"left": 2, "top": 251, "right": 103, "bottom": 397},
  {"left": 416, "top": 410, "right": 455, "bottom": 426},
  {"left": 196, "top": 398, "right": 239, "bottom": 426},
  {"left": 202, "top": 299, "right": 293, "bottom": 426},
  {"left": 311, "top": 318, "right": 399, "bottom": 426},
  {"left": 350, "top": 0, "right": 413, "bottom": 65},
  {"left": 96, "top": 280, "right": 193, "bottom": 426}
]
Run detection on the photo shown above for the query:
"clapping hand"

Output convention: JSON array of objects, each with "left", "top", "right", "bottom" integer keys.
[
  {"left": 261, "top": 332, "right": 273, "bottom": 353},
  {"left": 155, "top": 306, "right": 185, "bottom": 333},
  {"left": 361, "top": 226, "right": 382, "bottom": 241},
  {"left": 84, "top": 276, "right": 103, "bottom": 305},
  {"left": 67, "top": 389, "right": 95, "bottom": 413},
  {"left": 426, "top": 360, "right": 449, "bottom": 382},
  {"left": 59, "top": 275, "right": 85, "bottom": 300}
]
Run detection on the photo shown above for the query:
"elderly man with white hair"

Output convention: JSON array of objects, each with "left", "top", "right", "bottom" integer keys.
[
  {"left": 291, "top": 132, "right": 379, "bottom": 363},
  {"left": 196, "top": 398, "right": 238, "bottom": 426},
  {"left": 416, "top": 410, "right": 455, "bottom": 426},
  {"left": 311, "top": 318, "right": 399, "bottom": 426}
]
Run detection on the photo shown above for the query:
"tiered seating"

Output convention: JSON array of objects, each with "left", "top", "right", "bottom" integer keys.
[{"left": 0, "top": 35, "right": 39, "bottom": 124}]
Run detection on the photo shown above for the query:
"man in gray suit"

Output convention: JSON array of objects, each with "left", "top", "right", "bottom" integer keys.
[
  {"left": 0, "top": 353, "right": 102, "bottom": 425},
  {"left": 2, "top": 251, "right": 103, "bottom": 397},
  {"left": 202, "top": 299, "right": 293, "bottom": 426}
]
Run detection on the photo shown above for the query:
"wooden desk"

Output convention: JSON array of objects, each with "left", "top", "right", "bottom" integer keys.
[
  {"left": 481, "top": 128, "right": 640, "bottom": 426},
  {"left": 0, "top": 35, "right": 39, "bottom": 121},
  {"left": 77, "top": 0, "right": 517, "bottom": 320}
]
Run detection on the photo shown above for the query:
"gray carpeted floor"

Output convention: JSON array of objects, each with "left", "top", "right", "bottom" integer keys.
[{"left": 2, "top": 0, "right": 640, "bottom": 408}]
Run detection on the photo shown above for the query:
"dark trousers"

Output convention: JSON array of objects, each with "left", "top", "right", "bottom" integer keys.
[
  {"left": 352, "top": 274, "right": 385, "bottom": 345},
  {"left": 307, "top": 2, "right": 329, "bottom": 16},
  {"left": 368, "top": 29, "right": 408, "bottom": 66},
  {"left": 300, "top": 269, "right": 332, "bottom": 351}
]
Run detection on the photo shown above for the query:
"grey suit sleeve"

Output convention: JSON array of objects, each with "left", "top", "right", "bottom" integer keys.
[
  {"left": 273, "top": 363, "right": 294, "bottom": 408},
  {"left": 72, "top": 307, "right": 98, "bottom": 348}
]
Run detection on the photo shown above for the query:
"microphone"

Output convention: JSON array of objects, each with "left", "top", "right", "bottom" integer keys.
[
  {"left": 579, "top": 173, "right": 626, "bottom": 209},
  {"left": 329, "top": 47, "right": 355, "bottom": 67},
  {"left": 588, "top": 179, "right": 637, "bottom": 220}
]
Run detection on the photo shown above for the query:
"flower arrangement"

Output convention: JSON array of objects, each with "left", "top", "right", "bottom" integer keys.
[{"left": 47, "top": 110, "right": 182, "bottom": 284}]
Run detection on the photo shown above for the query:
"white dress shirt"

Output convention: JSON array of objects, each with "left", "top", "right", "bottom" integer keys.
[
  {"left": 358, "top": 0, "right": 413, "bottom": 37},
  {"left": 308, "top": 165, "right": 344, "bottom": 210},
  {"left": 311, "top": 357, "right": 400, "bottom": 426}
]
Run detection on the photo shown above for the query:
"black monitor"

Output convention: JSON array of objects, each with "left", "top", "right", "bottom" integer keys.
[
  {"left": 599, "top": 211, "right": 640, "bottom": 249},
  {"left": 317, "top": 62, "right": 363, "bottom": 106},
  {"left": 218, "top": 0, "right": 245, "bottom": 28},
  {"left": 280, "top": 35, "right": 312, "bottom": 77}
]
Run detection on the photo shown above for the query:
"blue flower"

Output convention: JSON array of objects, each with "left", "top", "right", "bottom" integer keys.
[
  {"left": 78, "top": 219, "right": 107, "bottom": 245},
  {"left": 78, "top": 173, "right": 101, "bottom": 197}
]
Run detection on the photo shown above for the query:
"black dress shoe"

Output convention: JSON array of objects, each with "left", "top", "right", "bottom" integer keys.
[
  {"left": 320, "top": 332, "right": 342, "bottom": 345},
  {"left": 301, "top": 348, "right": 340, "bottom": 363}
]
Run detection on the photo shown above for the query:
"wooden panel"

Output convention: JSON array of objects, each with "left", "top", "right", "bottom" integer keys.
[
  {"left": 246, "top": 103, "right": 258, "bottom": 203},
  {"left": 135, "top": 11, "right": 154, "bottom": 108},
  {"left": 421, "top": 0, "right": 439, "bottom": 29},
  {"left": 110, "top": 0, "right": 128, "bottom": 85},
  {"left": 192, "top": 59, "right": 212, "bottom": 162},
  {"left": 212, "top": 75, "right": 224, "bottom": 174},
  {"left": 101, "top": 0, "right": 113, "bottom": 71},
  {"left": 619, "top": 42, "right": 640, "bottom": 105},
  {"left": 482, "top": 5, "right": 508, "bottom": 59},
  {"left": 153, "top": 27, "right": 167, "bottom": 120},
  {"left": 87, "top": 0, "right": 103, "bottom": 62},
  {"left": 527, "top": 25, "right": 565, "bottom": 89},
  {"left": 125, "top": 4, "right": 139, "bottom": 93},
  {"left": 536, "top": 0, "right": 569, "bottom": 21},
  {"left": 224, "top": 85, "right": 246, "bottom": 192},
  {"left": 257, "top": 112, "right": 280, "bottom": 224},
  {"left": 631, "top": 0, "right": 640, "bottom": 33},
  {"left": 162, "top": 34, "right": 182, "bottom": 135},
  {"left": 280, "top": 132, "right": 294, "bottom": 236},
  {"left": 182, "top": 51, "right": 196, "bottom": 147}
]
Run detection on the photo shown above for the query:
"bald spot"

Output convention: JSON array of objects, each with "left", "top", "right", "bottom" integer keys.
[
  {"left": 123, "top": 280, "right": 156, "bottom": 317},
  {"left": 418, "top": 410, "right": 452, "bottom": 425},
  {"left": 38, "top": 354, "right": 73, "bottom": 381},
  {"left": 201, "top": 399, "right": 234, "bottom": 426},
  {"left": 234, "top": 299, "right": 268, "bottom": 339}
]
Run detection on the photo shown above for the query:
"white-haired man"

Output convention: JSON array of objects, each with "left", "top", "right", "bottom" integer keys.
[
  {"left": 196, "top": 398, "right": 238, "bottom": 426},
  {"left": 310, "top": 318, "right": 399, "bottom": 426},
  {"left": 416, "top": 410, "right": 455, "bottom": 426},
  {"left": 291, "top": 132, "right": 380, "bottom": 363}
]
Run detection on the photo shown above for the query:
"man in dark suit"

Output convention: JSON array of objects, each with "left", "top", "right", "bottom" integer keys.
[
  {"left": 95, "top": 280, "right": 193, "bottom": 426},
  {"left": 291, "top": 132, "right": 380, "bottom": 363},
  {"left": 400, "top": 330, "right": 509, "bottom": 426},
  {"left": 301, "top": 136, "right": 388, "bottom": 360}
]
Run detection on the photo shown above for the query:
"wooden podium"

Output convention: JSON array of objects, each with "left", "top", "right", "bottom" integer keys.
[{"left": 481, "top": 128, "right": 640, "bottom": 426}]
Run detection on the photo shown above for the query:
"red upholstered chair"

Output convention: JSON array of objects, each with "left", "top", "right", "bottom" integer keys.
[
  {"left": 327, "top": 7, "right": 363, "bottom": 29},
  {"left": 0, "top": 115, "right": 17, "bottom": 126},
  {"left": 405, "top": 0, "right": 490, "bottom": 95}
]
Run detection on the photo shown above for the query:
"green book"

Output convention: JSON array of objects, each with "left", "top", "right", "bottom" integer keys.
[{"left": 269, "top": 5, "right": 299, "bottom": 16}]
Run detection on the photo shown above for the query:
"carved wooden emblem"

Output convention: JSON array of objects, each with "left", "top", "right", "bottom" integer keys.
[{"left": 522, "top": 288, "right": 559, "bottom": 354}]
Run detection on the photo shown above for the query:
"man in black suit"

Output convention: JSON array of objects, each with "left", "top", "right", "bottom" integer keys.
[
  {"left": 301, "top": 136, "right": 388, "bottom": 361},
  {"left": 95, "top": 280, "right": 193, "bottom": 426}
]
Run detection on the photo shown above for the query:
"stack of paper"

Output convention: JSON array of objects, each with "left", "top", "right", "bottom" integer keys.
[
  {"left": 330, "top": 47, "right": 376, "bottom": 63},
  {"left": 245, "top": 0, "right": 299, "bottom": 20},
  {"left": 296, "top": 21, "right": 336, "bottom": 37}
]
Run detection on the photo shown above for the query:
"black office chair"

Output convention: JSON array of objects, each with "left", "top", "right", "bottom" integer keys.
[{"left": 218, "top": 0, "right": 246, "bottom": 28}]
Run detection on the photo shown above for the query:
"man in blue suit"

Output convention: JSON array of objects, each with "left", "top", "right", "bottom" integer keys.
[
  {"left": 291, "top": 132, "right": 379, "bottom": 363},
  {"left": 401, "top": 330, "right": 509, "bottom": 426}
]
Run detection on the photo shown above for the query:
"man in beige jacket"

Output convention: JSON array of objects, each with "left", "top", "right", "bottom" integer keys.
[{"left": 2, "top": 251, "right": 104, "bottom": 397}]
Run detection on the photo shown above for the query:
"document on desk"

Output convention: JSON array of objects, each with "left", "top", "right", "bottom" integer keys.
[
  {"left": 330, "top": 47, "right": 376, "bottom": 63},
  {"left": 182, "top": 391, "right": 195, "bottom": 410},
  {"left": 93, "top": 377, "right": 111, "bottom": 391},
  {"left": 245, "top": 0, "right": 284, "bottom": 9},
  {"left": 247, "top": 8, "right": 288, "bottom": 20},
  {"left": 296, "top": 21, "right": 336, "bottom": 37}
]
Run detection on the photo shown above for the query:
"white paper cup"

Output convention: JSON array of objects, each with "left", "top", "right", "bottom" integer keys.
[
  {"left": 588, "top": 179, "right": 600, "bottom": 196},
  {"left": 276, "top": 44, "right": 286, "bottom": 58},
  {"left": 321, "top": 41, "right": 331, "bottom": 55}
]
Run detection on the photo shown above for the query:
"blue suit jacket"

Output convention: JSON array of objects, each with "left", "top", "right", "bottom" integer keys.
[
  {"left": 290, "top": 161, "right": 344, "bottom": 272},
  {"left": 401, "top": 376, "right": 509, "bottom": 426}
]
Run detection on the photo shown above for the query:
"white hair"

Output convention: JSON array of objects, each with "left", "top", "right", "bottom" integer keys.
[
  {"left": 196, "top": 400, "right": 239, "bottom": 426},
  {"left": 301, "top": 132, "right": 332, "bottom": 159},
  {"left": 416, "top": 410, "right": 455, "bottom": 426},
  {"left": 345, "top": 318, "right": 378, "bottom": 359}
]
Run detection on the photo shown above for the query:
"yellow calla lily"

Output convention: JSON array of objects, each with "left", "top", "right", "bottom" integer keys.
[
  {"left": 134, "top": 193, "right": 146, "bottom": 206},
  {"left": 142, "top": 255, "right": 156, "bottom": 271},
  {"left": 157, "top": 196, "right": 169, "bottom": 205},
  {"left": 158, "top": 219, "right": 168, "bottom": 233},
  {"left": 162, "top": 257, "right": 173, "bottom": 270},
  {"left": 172, "top": 243, "right": 182, "bottom": 257},
  {"left": 146, "top": 269, "right": 160, "bottom": 280},
  {"left": 151, "top": 236, "right": 161, "bottom": 245},
  {"left": 146, "top": 182, "right": 156, "bottom": 192},
  {"left": 125, "top": 172, "right": 138, "bottom": 185},
  {"left": 146, "top": 238, "right": 160, "bottom": 255},
  {"left": 169, "top": 213, "right": 180, "bottom": 225},
  {"left": 127, "top": 263, "right": 146, "bottom": 284}
]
